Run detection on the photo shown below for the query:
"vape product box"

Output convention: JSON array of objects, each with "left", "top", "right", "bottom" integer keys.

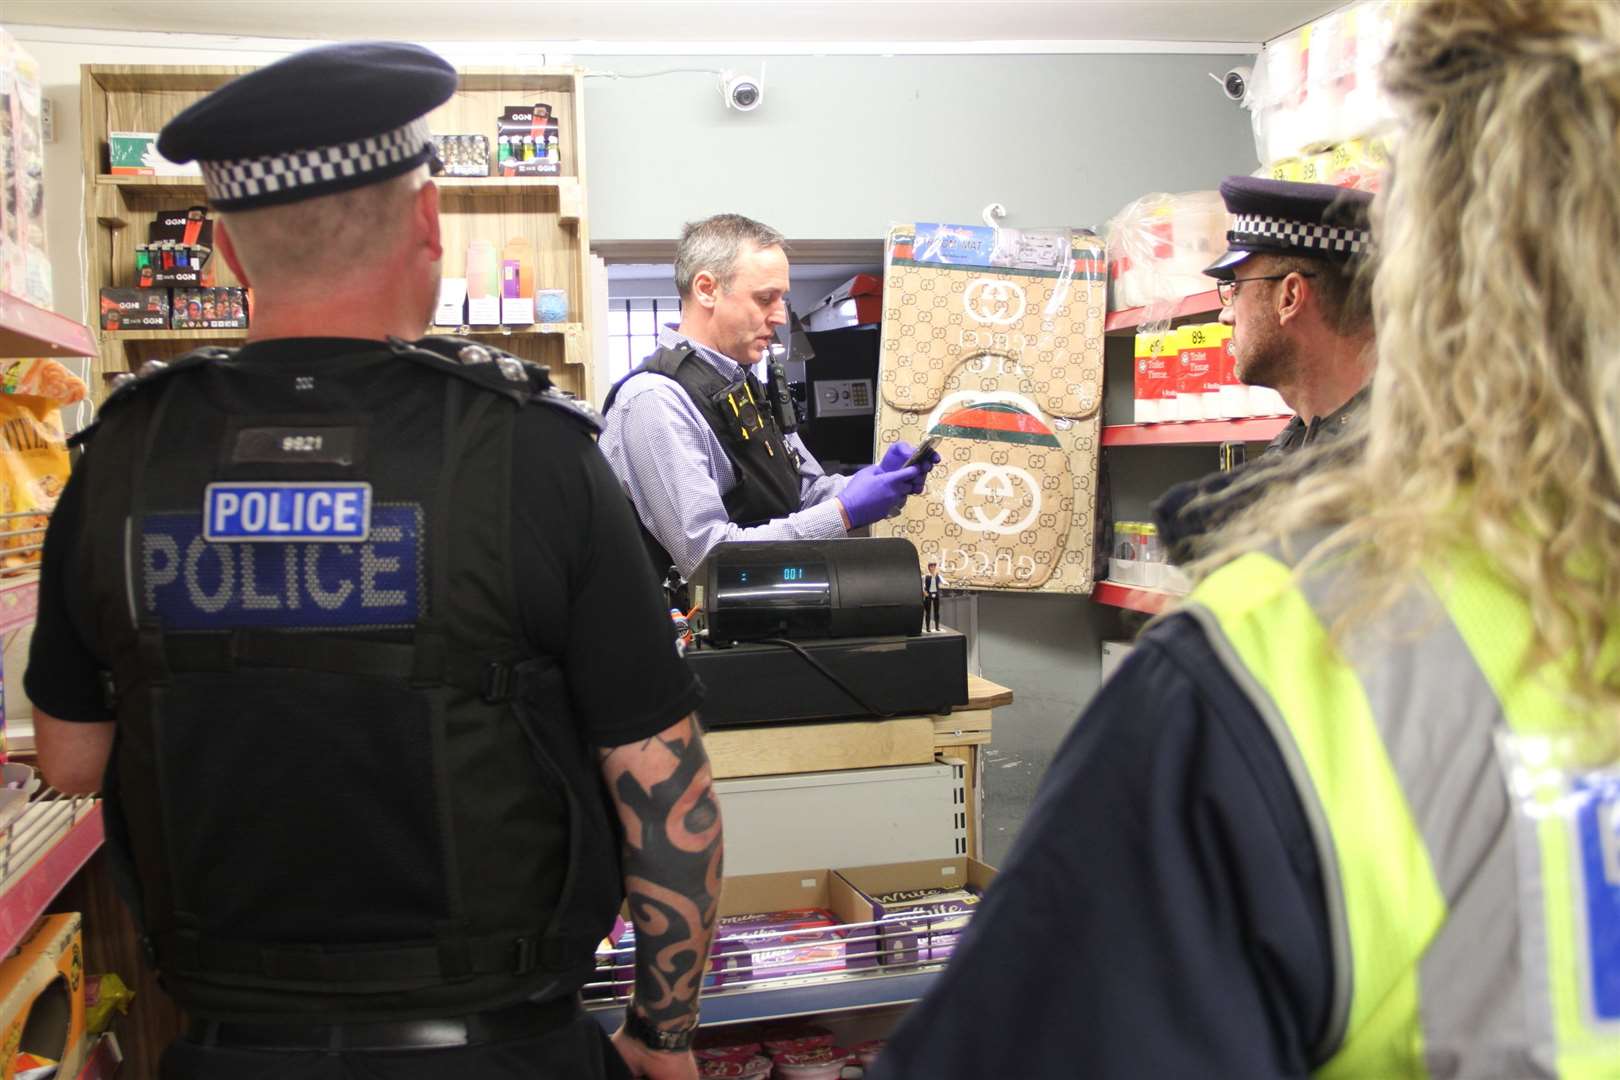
[
  {"left": 98, "top": 287, "right": 169, "bottom": 330},
  {"left": 107, "top": 131, "right": 196, "bottom": 176},
  {"left": 496, "top": 104, "right": 562, "bottom": 177},
  {"left": 146, "top": 207, "right": 215, "bottom": 286},
  {"left": 435, "top": 277, "right": 468, "bottom": 327},
  {"left": 430, "top": 134, "right": 490, "bottom": 177},
  {"left": 171, "top": 287, "right": 247, "bottom": 330}
]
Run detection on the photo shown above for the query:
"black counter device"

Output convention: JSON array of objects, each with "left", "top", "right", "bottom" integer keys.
[
  {"left": 691, "top": 538, "right": 966, "bottom": 727},
  {"left": 703, "top": 537, "right": 923, "bottom": 643}
]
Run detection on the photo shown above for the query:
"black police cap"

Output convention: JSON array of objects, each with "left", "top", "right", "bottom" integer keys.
[
  {"left": 158, "top": 41, "right": 458, "bottom": 211},
  {"left": 1204, "top": 176, "right": 1373, "bottom": 280}
]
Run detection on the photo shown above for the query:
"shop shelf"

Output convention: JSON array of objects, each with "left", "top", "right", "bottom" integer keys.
[
  {"left": 1103, "top": 290, "right": 1222, "bottom": 335},
  {"left": 0, "top": 292, "right": 98, "bottom": 359},
  {"left": 1092, "top": 581, "right": 1180, "bottom": 614},
  {"left": 0, "top": 798, "right": 104, "bottom": 957},
  {"left": 76, "top": 1033, "right": 124, "bottom": 1079},
  {"left": 100, "top": 329, "right": 245, "bottom": 342},
  {"left": 96, "top": 173, "right": 581, "bottom": 217},
  {"left": 585, "top": 914, "right": 955, "bottom": 1030},
  {"left": 1101, "top": 417, "right": 1289, "bottom": 446}
]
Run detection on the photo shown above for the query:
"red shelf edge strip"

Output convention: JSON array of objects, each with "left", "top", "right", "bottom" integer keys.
[
  {"left": 1103, "top": 290, "right": 1222, "bottom": 333},
  {"left": 1101, "top": 417, "right": 1291, "bottom": 446},
  {"left": 0, "top": 803, "right": 105, "bottom": 957},
  {"left": 1093, "top": 582, "right": 1173, "bottom": 614}
]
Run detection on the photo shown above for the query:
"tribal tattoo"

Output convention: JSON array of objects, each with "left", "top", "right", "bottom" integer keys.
[{"left": 598, "top": 716, "right": 724, "bottom": 1031}]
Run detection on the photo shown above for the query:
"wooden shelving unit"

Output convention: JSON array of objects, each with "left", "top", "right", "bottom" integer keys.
[{"left": 80, "top": 64, "right": 596, "bottom": 399}]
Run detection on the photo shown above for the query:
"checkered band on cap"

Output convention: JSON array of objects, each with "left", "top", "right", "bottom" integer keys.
[
  {"left": 199, "top": 117, "right": 432, "bottom": 207},
  {"left": 1230, "top": 212, "right": 1369, "bottom": 257}
]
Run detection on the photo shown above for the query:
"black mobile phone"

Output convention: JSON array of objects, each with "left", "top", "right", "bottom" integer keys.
[{"left": 905, "top": 436, "right": 941, "bottom": 469}]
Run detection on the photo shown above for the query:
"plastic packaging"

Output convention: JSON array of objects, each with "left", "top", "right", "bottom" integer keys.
[
  {"left": 1246, "top": 1, "right": 1399, "bottom": 167},
  {"left": 1105, "top": 192, "right": 1228, "bottom": 318}
]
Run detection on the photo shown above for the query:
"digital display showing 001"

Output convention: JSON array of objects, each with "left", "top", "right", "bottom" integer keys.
[{"left": 782, "top": 567, "right": 805, "bottom": 581}]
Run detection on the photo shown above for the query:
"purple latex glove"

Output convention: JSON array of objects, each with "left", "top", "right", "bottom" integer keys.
[
  {"left": 876, "top": 440, "right": 942, "bottom": 495},
  {"left": 838, "top": 462, "right": 926, "bottom": 529}
]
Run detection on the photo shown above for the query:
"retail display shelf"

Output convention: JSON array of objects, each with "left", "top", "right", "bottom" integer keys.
[
  {"left": 0, "top": 292, "right": 98, "bottom": 358},
  {"left": 100, "top": 328, "right": 245, "bottom": 341},
  {"left": 0, "top": 799, "right": 104, "bottom": 957},
  {"left": 76, "top": 1034, "right": 124, "bottom": 1080},
  {"left": 586, "top": 965, "right": 942, "bottom": 1030},
  {"left": 1101, "top": 417, "right": 1290, "bottom": 446},
  {"left": 1093, "top": 581, "right": 1180, "bottom": 614},
  {"left": 433, "top": 322, "right": 585, "bottom": 338},
  {"left": 97, "top": 173, "right": 578, "bottom": 199},
  {"left": 1103, "top": 290, "right": 1222, "bottom": 335}
]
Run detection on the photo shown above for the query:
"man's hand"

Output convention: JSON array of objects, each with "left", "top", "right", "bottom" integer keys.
[
  {"left": 598, "top": 716, "right": 723, "bottom": 1047},
  {"left": 610, "top": 1027, "right": 700, "bottom": 1080}
]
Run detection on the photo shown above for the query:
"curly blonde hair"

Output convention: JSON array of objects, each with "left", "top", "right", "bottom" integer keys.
[{"left": 1189, "top": 0, "right": 1620, "bottom": 716}]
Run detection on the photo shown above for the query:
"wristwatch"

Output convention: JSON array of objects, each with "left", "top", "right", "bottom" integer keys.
[{"left": 624, "top": 1007, "right": 699, "bottom": 1052}]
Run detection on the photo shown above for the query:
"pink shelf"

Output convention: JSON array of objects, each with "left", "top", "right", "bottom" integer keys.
[
  {"left": 0, "top": 292, "right": 97, "bottom": 359},
  {"left": 0, "top": 802, "right": 104, "bottom": 957},
  {"left": 1102, "top": 417, "right": 1290, "bottom": 447},
  {"left": 1093, "top": 581, "right": 1178, "bottom": 614},
  {"left": 1103, "top": 290, "right": 1222, "bottom": 335},
  {"left": 76, "top": 1034, "right": 123, "bottom": 1080}
]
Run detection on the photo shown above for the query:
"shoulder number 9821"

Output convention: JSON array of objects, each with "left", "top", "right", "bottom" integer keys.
[{"left": 282, "top": 435, "right": 323, "bottom": 453}]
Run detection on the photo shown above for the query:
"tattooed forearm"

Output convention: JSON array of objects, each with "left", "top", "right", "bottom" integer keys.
[{"left": 598, "top": 715, "right": 724, "bottom": 1030}]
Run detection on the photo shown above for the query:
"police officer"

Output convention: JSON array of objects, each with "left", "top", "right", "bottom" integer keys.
[
  {"left": 873, "top": 1, "right": 1620, "bottom": 1075},
  {"left": 599, "top": 213, "right": 940, "bottom": 592},
  {"left": 1152, "top": 177, "right": 1375, "bottom": 561},
  {"left": 29, "top": 43, "right": 721, "bottom": 1080}
]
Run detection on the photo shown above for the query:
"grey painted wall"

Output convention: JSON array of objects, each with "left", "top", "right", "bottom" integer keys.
[{"left": 583, "top": 52, "right": 1257, "bottom": 240}]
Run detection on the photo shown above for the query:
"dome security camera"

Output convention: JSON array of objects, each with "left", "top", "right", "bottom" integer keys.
[
  {"left": 1215, "top": 65, "right": 1253, "bottom": 103},
  {"left": 722, "top": 72, "right": 763, "bottom": 111}
]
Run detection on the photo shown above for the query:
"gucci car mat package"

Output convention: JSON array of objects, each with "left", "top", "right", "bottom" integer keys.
[{"left": 872, "top": 221, "right": 1107, "bottom": 594}]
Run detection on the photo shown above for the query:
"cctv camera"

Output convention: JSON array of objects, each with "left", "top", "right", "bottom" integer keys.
[
  {"left": 1218, "top": 65, "right": 1252, "bottom": 103},
  {"left": 722, "top": 72, "right": 763, "bottom": 112}
]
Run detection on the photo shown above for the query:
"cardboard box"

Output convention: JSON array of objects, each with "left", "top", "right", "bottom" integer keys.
[
  {"left": 0, "top": 914, "right": 86, "bottom": 1080},
  {"left": 98, "top": 288, "right": 169, "bottom": 330},
  {"left": 107, "top": 132, "right": 196, "bottom": 176},
  {"left": 804, "top": 273, "right": 882, "bottom": 332},
  {"left": 835, "top": 857, "right": 996, "bottom": 966},
  {"left": 593, "top": 869, "right": 879, "bottom": 998}
]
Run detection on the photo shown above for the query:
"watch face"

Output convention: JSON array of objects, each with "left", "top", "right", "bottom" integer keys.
[{"left": 627, "top": 1010, "right": 697, "bottom": 1051}]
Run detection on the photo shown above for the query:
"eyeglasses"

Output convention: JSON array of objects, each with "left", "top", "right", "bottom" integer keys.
[{"left": 1217, "top": 272, "right": 1316, "bottom": 307}]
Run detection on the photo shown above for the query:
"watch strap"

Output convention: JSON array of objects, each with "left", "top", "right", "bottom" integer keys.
[{"left": 624, "top": 1007, "right": 698, "bottom": 1052}]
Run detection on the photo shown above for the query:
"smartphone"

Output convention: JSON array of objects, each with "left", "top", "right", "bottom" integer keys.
[{"left": 904, "top": 436, "right": 942, "bottom": 469}]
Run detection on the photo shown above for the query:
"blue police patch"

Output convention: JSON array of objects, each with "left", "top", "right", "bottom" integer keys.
[
  {"left": 143, "top": 503, "right": 423, "bottom": 630},
  {"left": 205, "top": 481, "right": 371, "bottom": 542}
]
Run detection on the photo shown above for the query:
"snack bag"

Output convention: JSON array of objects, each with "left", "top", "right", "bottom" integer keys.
[{"left": 0, "top": 359, "right": 87, "bottom": 570}]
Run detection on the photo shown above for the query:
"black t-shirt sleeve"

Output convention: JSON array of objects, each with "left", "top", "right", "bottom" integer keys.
[
  {"left": 23, "top": 454, "right": 111, "bottom": 723},
  {"left": 871, "top": 613, "right": 1333, "bottom": 1080},
  {"left": 510, "top": 412, "right": 703, "bottom": 748}
]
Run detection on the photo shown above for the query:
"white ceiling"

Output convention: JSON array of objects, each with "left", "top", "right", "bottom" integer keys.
[{"left": 1, "top": 1, "right": 1342, "bottom": 47}]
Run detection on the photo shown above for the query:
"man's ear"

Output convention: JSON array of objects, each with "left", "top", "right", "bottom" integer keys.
[
  {"left": 216, "top": 220, "right": 251, "bottom": 287},
  {"left": 1276, "top": 271, "right": 1310, "bottom": 328},
  {"left": 415, "top": 179, "right": 443, "bottom": 262},
  {"left": 690, "top": 269, "right": 720, "bottom": 311}
]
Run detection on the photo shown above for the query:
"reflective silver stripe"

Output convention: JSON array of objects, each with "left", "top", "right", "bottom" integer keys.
[
  {"left": 1182, "top": 602, "right": 1354, "bottom": 1063},
  {"left": 1295, "top": 562, "right": 1556, "bottom": 1078}
]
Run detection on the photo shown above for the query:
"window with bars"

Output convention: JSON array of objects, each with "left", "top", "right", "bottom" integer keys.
[{"left": 605, "top": 297, "right": 682, "bottom": 385}]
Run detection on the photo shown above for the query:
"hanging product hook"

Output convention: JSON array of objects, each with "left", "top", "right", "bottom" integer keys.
[{"left": 981, "top": 203, "right": 1007, "bottom": 229}]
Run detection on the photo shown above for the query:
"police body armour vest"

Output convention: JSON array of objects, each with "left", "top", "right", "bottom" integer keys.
[
  {"left": 603, "top": 344, "right": 802, "bottom": 578},
  {"left": 77, "top": 340, "right": 620, "bottom": 1022}
]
